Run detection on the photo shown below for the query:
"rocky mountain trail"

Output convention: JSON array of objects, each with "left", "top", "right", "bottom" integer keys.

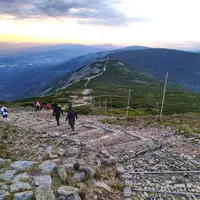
[
  {"left": 65, "top": 89, "right": 93, "bottom": 109},
  {"left": 0, "top": 108, "right": 200, "bottom": 199}
]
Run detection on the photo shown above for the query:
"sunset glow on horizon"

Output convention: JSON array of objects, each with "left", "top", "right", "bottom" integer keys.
[{"left": 1, "top": 0, "right": 200, "bottom": 48}]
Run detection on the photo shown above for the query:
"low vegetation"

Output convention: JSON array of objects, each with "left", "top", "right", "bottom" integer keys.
[{"left": 100, "top": 113, "right": 200, "bottom": 139}]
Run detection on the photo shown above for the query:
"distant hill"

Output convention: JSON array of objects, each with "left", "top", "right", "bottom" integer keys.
[
  {"left": 0, "top": 43, "right": 117, "bottom": 57},
  {"left": 110, "top": 48, "right": 200, "bottom": 91},
  {"left": 0, "top": 45, "right": 148, "bottom": 101}
]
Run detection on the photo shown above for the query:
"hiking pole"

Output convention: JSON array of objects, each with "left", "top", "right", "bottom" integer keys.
[
  {"left": 160, "top": 72, "right": 168, "bottom": 123},
  {"left": 127, "top": 89, "right": 131, "bottom": 117}
]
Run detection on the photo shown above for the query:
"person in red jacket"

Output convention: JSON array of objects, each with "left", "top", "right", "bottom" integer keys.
[
  {"left": 46, "top": 103, "right": 51, "bottom": 110},
  {"left": 35, "top": 101, "right": 41, "bottom": 111}
]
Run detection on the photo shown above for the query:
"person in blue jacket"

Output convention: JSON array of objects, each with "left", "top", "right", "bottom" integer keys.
[{"left": 0, "top": 106, "right": 9, "bottom": 121}]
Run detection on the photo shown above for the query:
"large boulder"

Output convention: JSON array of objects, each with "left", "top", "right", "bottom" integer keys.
[
  {"left": 57, "top": 166, "right": 68, "bottom": 183},
  {"left": 0, "top": 191, "right": 10, "bottom": 200},
  {"left": 33, "top": 175, "right": 52, "bottom": 189},
  {"left": 73, "top": 172, "right": 85, "bottom": 181},
  {"left": 13, "top": 172, "right": 31, "bottom": 182},
  {"left": 39, "top": 161, "right": 57, "bottom": 174},
  {"left": 65, "top": 147, "right": 80, "bottom": 158},
  {"left": 116, "top": 164, "right": 125, "bottom": 174},
  {"left": 10, "top": 181, "right": 32, "bottom": 193},
  {"left": 14, "top": 191, "right": 33, "bottom": 200},
  {"left": 57, "top": 186, "right": 81, "bottom": 200},
  {"left": 0, "top": 158, "right": 5, "bottom": 163},
  {"left": 0, "top": 184, "right": 9, "bottom": 190},
  {"left": 0, "top": 170, "right": 17, "bottom": 181},
  {"left": 0, "top": 158, "right": 11, "bottom": 166},
  {"left": 34, "top": 188, "right": 55, "bottom": 200},
  {"left": 11, "top": 161, "right": 37, "bottom": 171},
  {"left": 95, "top": 182, "right": 111, "bottom": 192}
]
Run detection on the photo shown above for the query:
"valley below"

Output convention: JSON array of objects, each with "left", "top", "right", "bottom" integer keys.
[{"left": 0, "top": 107, "right": 200, "bottom": 199}]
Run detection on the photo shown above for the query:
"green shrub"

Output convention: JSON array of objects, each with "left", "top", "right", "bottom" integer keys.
[
  {"left": 176, "top": 124, "right": 193, "bottom": 137},
  {"left": 74, "top": 106, "right": 92, "bottom": 115},
  {"left": 93, "top": 170, "right": 101, "bottom": 180},
  {"left": 110, "top": 183, "right": 124, "bottom": 192},
  {"left": 6, "top": 194, "right": 14, "bottom": 200},
  {"left": 151, "top": 109, "right": 160, "bottom": 115}
]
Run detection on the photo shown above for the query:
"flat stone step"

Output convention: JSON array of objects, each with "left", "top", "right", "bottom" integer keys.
[{"left": 35, "top": 188, "right": 55, "bottom": 200}]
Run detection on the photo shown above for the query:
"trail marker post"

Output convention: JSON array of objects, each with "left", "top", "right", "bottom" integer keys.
[
  {"left": 91, "top": 96, "right": 93, "bottom": 109},
  {"left": 160, "top": 72, "right": 168, "bottom": 122},
  {"left": 127, "top": 89, "right": 131, "bottom": 117},
  {"left": 110, "top": 96, "right": 112, "bottom": 115},
  {"left": 105, "top": 98, "right": 107, "bottom": 114},
  {"left": 99, "top": 96, "right": 101, "bottom": 110}
]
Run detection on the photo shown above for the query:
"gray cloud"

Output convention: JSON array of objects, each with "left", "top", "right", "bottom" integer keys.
[{"left": 0, "top": 0, "right": 147, "bottom": 26}]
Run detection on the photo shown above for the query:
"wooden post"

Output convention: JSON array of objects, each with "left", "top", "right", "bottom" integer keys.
[
  {"left": 160, "top": 72, "right": 168, "bottom": 122},
  {"left": 127, "top": 89, "right": 131, "bottom": 117},
  {"left": 110, "top": 96, "right": 112, "bottom": 115},
  {"left": 105, "top": 98, "right": 107, "bottom": 114},
  {"left": 91, "top": 96, "right": 93, "bottom": 109},
  {"left": 99, "top": 96, "right": 101, "bottom": 110}
]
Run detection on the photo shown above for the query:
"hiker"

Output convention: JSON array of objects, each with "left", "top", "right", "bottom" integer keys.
[
  {"left": 51, "top": 102, "right": 55, "bottom": 110},
  {"left": 46, "top": 103, "right": 51, "bottom": 110},
  {"left": 0, "top": 106, "right": 9, "bottom": 121},
  {"left": 53, "top": 103, "right": 64, "bottom": 126},
  {"left": 35, "top": 101, "right": 41, "bottom": 111},
  {"left": 66, "top": 103, "right": 78, "bottom": 133}
]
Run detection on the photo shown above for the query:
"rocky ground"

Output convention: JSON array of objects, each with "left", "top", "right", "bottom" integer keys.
[{"left": 0, "top": 107, "right": 200, "bottom": 200}]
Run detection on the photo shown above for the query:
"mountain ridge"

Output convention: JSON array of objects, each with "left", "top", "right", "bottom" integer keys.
[
  {"left": 1, "top": 46, "right": 200, "bottom": 101},
  {"left": 110, "top": 48, "right": 200, "bottom": 91}
]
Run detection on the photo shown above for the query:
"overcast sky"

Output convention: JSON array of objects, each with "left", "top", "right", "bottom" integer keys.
[{"left": 0, "top": 0, "right": 200, "bottom": 48}]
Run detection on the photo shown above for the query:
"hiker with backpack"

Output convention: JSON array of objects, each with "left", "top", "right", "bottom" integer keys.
[
  {"left": 35, "top": 101, "right": 41, "bottom": 111},
  {"left": 53, "top": 103, "right": 64, "bottom": 126},
  {"left": 66, "top": 103, "right": 78, "bottom": 133},
  {"left": 0, "top": 106, "right": 9, "bottom": 121}
]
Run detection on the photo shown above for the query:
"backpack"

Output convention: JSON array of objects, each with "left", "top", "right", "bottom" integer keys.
[
  {"left": 36, "top": 102, "right": 41, "bottom": 107},
  {"left": 54, "top": 106, "right": 61, "bottom": 113},
  {"left": 4, "top": 108, "right": 7, "bottom": 113}
]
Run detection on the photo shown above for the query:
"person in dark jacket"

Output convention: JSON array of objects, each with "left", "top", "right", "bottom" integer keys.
[
  {"left": 66, "top": 103, "right": 78, "bottom": 133},
  {"left": 53, "top": 103, "right": 63, "bottom": 126}
]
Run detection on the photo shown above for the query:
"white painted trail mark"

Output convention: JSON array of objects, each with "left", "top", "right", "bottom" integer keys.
[
  {"left": 85, "top": 58, "right": 109, "bottom": 88},
  {"left": 118, "top": 62, "right": 124, "bottom": 66}
]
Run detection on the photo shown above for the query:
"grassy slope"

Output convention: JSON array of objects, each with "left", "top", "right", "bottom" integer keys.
[
  {"left": 4, "top": 58, "right": 200, "bottom": 115},
  {"left": 68, "top": 59, "right": 200, "bottom": 115}
]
